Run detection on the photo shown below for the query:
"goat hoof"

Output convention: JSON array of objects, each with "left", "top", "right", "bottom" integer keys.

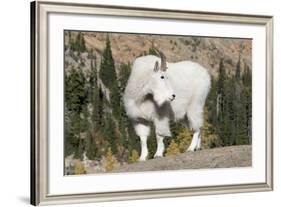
[
  {"left": 187, "top": 147, "right": 195, "bottom": 152},
  {"left": 154, "top": 154, "right": 163, "bottom": 158},
  {"left": 139, "top": 156, "right": 147, "bottom": 161}
]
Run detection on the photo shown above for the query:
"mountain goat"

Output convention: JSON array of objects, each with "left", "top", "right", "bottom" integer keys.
[{"left": 124, "top": 49, "right": 211, "bottom": 161}]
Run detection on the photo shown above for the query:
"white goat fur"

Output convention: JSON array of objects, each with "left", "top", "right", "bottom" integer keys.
[{"left": 124, "top": 55, "right": 211, "bottom": 161}]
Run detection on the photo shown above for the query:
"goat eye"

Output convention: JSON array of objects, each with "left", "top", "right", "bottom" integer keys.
[{"left": 161, "top": 76, "right": 164, "bottom": 79}]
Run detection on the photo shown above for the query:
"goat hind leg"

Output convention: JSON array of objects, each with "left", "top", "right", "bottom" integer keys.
[
  {"left": 154, "top": 134, "right": 165, "bottom": 158},
  {"left": 187, "top": 130, "right": 201, "bottom": 152},
  {"left": 196, "top": 134, "right": 201, "bottom": 150},
  {"left": 186, "top": 103, "right": 203, "bottom": 152}
]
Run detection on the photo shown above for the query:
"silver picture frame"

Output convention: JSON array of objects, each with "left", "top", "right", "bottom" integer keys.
[{"left": 30, "top": 0, "right": 273, "bottom": 205}]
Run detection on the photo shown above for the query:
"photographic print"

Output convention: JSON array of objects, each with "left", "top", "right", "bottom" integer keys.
[
  {"left": 31, "top": 2, "right": 273, "bottom": 205},
  {"left": 64, "top": 31, "right": 252, "bottom": 175}
]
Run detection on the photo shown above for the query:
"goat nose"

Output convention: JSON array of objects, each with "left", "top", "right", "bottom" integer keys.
[{"left": 172, "top": 94, "right": 176, "bottom": 98}]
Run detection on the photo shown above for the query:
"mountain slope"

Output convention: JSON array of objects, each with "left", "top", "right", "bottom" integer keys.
[{"left": 65, "top": 31, "right": 252, "bottom": 78}]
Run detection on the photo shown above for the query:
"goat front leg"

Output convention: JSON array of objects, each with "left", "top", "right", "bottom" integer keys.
[
  {"left": 139, "top": 135, "right": 148, "bottom": 161},
  {"left": 154, "top": 117, "right": 171, "bottom": 158},
  {"left": 134, "top": 122, "right": 150, "bottom": 161}
]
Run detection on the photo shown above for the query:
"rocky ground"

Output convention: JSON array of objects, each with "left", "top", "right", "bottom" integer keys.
[
  {"left": 65, "top": 145, "right": 251, "bottom": 175},
  {"left": 112, "top": 145, "right": 251, "bottom": 173}
]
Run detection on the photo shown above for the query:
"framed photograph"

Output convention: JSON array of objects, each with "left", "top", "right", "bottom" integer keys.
[{"left": 31, "top": 1, "right": 273, "bottom": 205}]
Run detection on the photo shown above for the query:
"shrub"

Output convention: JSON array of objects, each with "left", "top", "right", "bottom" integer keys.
[
  {"left": 74, "top": 160, "right": 86, "bottom": 175},
  {"left": 165, "top": 140, "right": 180, "bottom": 156},
  {"left": 129, "top": 149, "right": 139, "bottom": 163},
  {"left": 102, "top": 148, "right": 120, "bottom": 172},
  {"left": 176, "top": 129, "right": 193, "bottom": 152}
]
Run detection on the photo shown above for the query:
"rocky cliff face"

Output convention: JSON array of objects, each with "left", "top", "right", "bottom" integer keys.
[{"left": 65, "top": 31, "right": 252, "bottom": 78}]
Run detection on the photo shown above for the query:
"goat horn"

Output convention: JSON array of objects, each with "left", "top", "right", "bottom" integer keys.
[{"left": 153, "top": 48, "right": 167, "bottom": 71}]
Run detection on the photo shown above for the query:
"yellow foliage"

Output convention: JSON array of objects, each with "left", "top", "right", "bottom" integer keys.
[
  {"left": 129, "top": 149, "right": 139, "bottom": 163},
  {"left": 74, "top": 160, "right": 86, "bottom": 175},
  {"left": 176, "top": 129, "right": 193, "bottom": 152},
  {"left": 102, "top": 148, "right": 120, "bottom": 172},
  {"left": 165, "top": 140, "right": 180, "bottom": 156},
  {"left": 168, "top": 107, "right": 221, "bottom": 153}
]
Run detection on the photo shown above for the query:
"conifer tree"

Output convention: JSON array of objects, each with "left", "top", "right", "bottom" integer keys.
[
  {"left": 83, "top": 62, "right": 99, "bottom": 159},
  {"left": 206, "top": 79, "right": 218, "bottom": 126},
  {"left": 99, "top": 35, "right": 117, "bottom": 89},
  {"left": 65, "top": 67, "right": 88, "bottom": 158},
  {"left": 235, "top": 85, "right": 251, "bottom": 145},
  {"left": 216, "top": 59, "right": 228, "bottom": 145},
  {"left": 70, "top": 32, "right": 86, "bottom": 53},
  {"left": 127, "top": 121, "right": 140, "bottom": 158},
  {"left": 76, "top": 32, "right": 86, "bottom": 52},
  {"left": 118, "top": 63, "right": 132, "bottom": 150},
  {"left": 217, "top": 58, "right": 226, "bottom": 117},
  {"left": 88, "top": 59, "right": 100, "bottom": 127},
  {"left": 64, "top": 109, "right": 76, "bottom": 157},
  {"left": 85, "top": 130, "right": 98, "bottom": 160},
  {"left": 243, "top": 65, "right": 252, "bottom": 143},
  {"left": 235, "top": 54, "right": 241, "bottom": 80},
  {"left": 99, "top": 35, "right": 121, "bottom": 119},
  {"left": 201, "top": 108, "right": 221, "bottom": 148},
  {"left": 65, "top": 67, "right": 88, "bottom": 113},
  {"left": 119, "top": 63, "right": 131, "bottom": 94},
  {"left": 99, "top": 35, "right": 119, "bottom": 155},
  {"left": 103, "top": 109, "right": 118, "bottom": 154}
]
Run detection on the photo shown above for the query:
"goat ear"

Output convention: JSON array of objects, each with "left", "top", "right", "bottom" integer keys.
[{"left": 154, "top": 61, "right": 159, "bottom": 72}]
